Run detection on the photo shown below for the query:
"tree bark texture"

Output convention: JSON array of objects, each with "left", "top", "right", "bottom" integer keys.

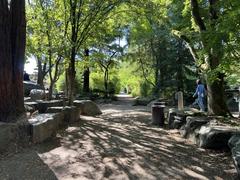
[
  {"left": 67, "top": 48, "right": 76, "bottom": 105},
  {"left": 0, "top": 0, "right": 26, "bottom": 122},
  {"left": 37, "top": 58, "right": 47, "bottom": 88}
]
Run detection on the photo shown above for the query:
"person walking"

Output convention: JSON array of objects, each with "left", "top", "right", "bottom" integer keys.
[{"left": 193, "top": 79, "right": 206, "bottom": 111}]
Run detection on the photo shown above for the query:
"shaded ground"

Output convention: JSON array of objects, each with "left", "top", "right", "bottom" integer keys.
[{"left": 0, "top": 95, "right": 237, "bottom": 179}]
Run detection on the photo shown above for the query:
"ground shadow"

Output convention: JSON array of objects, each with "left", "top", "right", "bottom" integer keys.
[
  {"left": 35, "top": 96, "right": 237, "bottom": 179},
  {"left": 0, "top": 149, "right": 58, "bottom": 180}
]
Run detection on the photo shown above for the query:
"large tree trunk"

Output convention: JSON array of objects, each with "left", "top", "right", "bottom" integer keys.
[
  {"left": 37, "top": 59, "right": 46, "bottom": 88},
  {"left": 207, "top": 74, "right": 228, "bottom": 115},
  {"left": 0, "top": 0, "right": 26, "bottom": 122},
  {"left": 67, "top": 48, "right": 76, "bottom": 105},
  {"left": 48, "top": 83, "right": 53, "bottom": 100},
  {"left": 104, "top": 69, "right": 108, "bottom": 97}
]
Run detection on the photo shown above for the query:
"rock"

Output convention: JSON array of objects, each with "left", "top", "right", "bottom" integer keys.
[
  {"left": 24, "top": 102, "right": 38, "bottom": 113},
  {"left": 37, "top": 100, "right": 64, "bottom": 113},
  {"left": 180, "top": 116, "right": 209, "bottom": 139},
  {"left": 24, "top": 97, "right": 31, "bottom": 102},
  {"left": 30, "top": 89, "right": 46, "bottom": 101},
  {"left": 64, "top": 106, "right": 81, "bottom": 123},
  {"left": 229, "top": 135, "right": 240, "bottom": 149},
  {"left": 228, "top": 135, "right": 240, "bottom": 177},
  {"left": 24, "top": 104, "right": 35, "bottom": 113},
  {"left": 74, "top": 100, "right": 102, "bottom": 116},
  {"left": 172, "top": 115, "right": 186, "bottom": 129},
  {"left": 199, "top": 125, "right": 240, "bottom": 149},
  {"left": 183, "top": 107, "right": 205, "bottom": 116},
  {"left": 167, "top": 108, "right": 179, "bottom": 129},
  {"left": 28, "top": 113, "right": 64, "bottom": 143},
  {"left": 231, "top": 143, "right": 240, "bottom": 176},
  {"left": 23, "top": 81, "right": 43, "bottom": 96},
  {"left": 46, "top": 106, "right": 65, "bottom": 113}
]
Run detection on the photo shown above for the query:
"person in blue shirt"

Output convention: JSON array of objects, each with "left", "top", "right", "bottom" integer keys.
[{"left": 193, "top": 79, "right": 206, "bottom": 111}]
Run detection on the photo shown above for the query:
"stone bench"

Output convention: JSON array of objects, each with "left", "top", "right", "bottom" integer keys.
[
  {"left": 29, "top": 105, "right": 81, "bottom": 143},
  {"left": 28, "top": 113, "right": 64, "bottom": 143}
]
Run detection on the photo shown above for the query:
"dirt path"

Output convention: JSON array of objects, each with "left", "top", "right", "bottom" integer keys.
[{"left": 0, "top": 95, "right": 237, "bottom": 179}]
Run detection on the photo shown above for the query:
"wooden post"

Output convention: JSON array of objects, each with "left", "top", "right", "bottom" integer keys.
[{"left": 177, "top": 91, "right": 184, "bottom": 111}]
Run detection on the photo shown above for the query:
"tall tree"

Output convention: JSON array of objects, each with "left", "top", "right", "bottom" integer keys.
[
  {"left": 0, "top": 0, "right": 26, "bottom": 122},
  {"left": 184, "top": 0, "right": 231, "bottom": 115},
  {"left": 61, "top": 0, "right": 127, "bottom": 104}
]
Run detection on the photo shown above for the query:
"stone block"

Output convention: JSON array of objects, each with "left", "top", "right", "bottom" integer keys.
[
  {"left": 229, "top": 134, "right": 240, "bottom": 149},
  {"left": 199, "top": 125, "right": 240, "bottom": 149},
  {"left": 36, "top": 100, "right": 64, "bottom": 113},
  {"left": 28, "top": 113, "right": 63, "bottom": 143},
  {"left": 63, "top": 106, "right": 81, "bottom": 123},
  {"left": 180, "top": 116, "right": 209, "bottom": 139}
]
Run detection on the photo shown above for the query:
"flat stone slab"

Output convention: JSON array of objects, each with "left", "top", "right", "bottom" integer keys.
[
  {"left": 24, "top": 102, "right": 38, "bottom": 113},
  {"left": 24, "top": 97, "right": 31, "bottom": 102},
  {"left": 46, "top": 106, "right": 65, "bottom": 113},
  {"left": 74, "top": 100, "right": 102, "bottom": 116},
  {"left": 36, "top": 100, "right": 64, "bottom": 113},
  {"left": 199, "top": 125, "right": 240, "bottom": 149}
]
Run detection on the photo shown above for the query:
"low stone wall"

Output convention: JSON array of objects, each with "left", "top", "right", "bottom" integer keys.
[{"left": 29, "top": 106, "right": 81, "bottom": 143}]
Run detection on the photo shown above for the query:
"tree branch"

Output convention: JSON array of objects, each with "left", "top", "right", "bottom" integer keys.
[{"left": 190, "top": 0, "right": 206, "bottom": 31}]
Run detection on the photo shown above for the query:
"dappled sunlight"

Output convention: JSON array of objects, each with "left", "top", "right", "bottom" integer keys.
[{"left": 33, "top": 100, "right": 237, "bottom": 179}]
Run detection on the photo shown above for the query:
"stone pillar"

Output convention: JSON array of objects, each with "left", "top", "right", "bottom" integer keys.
[{"left": 177, "top": 91, "right": 184, "bottom": 111}]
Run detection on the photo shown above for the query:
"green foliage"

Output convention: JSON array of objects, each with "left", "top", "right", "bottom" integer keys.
[
  {"left": 26, "top": 0, "right": 240, "bottom": 103},
  {"left": 90, "top": 70, "right": 121, "bottom": 95},
  {"left": 56, "top": 73, "right": 65, "bottom": 92},
  {"left": 140, "top": 82, "right": 151, "bottom": 97}
]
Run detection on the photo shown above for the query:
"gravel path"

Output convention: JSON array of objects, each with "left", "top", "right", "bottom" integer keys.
[{"left": 0, "top": 95, "right": 237, "bottom": 179}]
